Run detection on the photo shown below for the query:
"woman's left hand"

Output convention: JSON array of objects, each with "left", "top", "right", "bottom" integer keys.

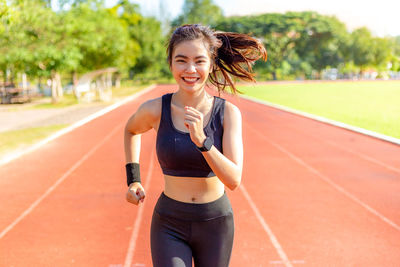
[{"left": 184, "top": 106, "right": 207, "bottom": 147}]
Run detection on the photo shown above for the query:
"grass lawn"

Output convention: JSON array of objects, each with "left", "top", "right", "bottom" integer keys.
[
  {"left": 239, "top": 80, "right": 400, "bottom": 139},
  {"left": 0, "top": 85, "right": 150, "bottom": 158},
  {"left": 32, "top": 94, "right": 79, "bottom": 109},
  {"left": 3, "top": 85, "right": 149, "bottom": 111},
  {"left": 33, "top": 85, "right": 149, "bottom": 108},
  {"left": 111, "top": 84, "right": 149, "bottom": 98},
  {"left": 0, "top": 124, "right": 68, "bottom": 158}
]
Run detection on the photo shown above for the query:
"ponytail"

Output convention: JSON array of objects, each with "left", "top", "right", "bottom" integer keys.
[{"left": 210, "top": 32, "right": 267, "bottom": 94}]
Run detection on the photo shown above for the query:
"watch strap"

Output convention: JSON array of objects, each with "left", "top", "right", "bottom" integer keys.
[{"left": 197, "top": 137, "right": 213, "bottom": 152}]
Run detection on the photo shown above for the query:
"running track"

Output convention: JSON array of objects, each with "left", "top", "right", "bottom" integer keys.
[{"left": 1, "top": 85, "right": 399, "bottom": 266}]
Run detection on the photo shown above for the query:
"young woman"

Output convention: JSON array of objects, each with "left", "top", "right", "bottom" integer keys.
[{"left": 124, "top": 24, "right": 267, "bottom": 267}]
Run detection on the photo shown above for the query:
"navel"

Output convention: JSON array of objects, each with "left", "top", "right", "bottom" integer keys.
[{"left": 191, "top": 197, "right": 196, "bottom": 202}]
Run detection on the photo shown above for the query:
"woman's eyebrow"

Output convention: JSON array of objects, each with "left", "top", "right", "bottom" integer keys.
[{"left": 174, "top": 54, "right": 208, "bottom": 59}]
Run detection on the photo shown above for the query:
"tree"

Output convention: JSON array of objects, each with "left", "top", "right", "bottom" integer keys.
[
  {"left": 389, "top": 36, "right": 400, "bottom": 72},
  {"left": 1, "top": 0, "right": 75, "bottom": 102},
  {"left": 172, "top": 0, "right": 223, "bottom": 27},
  {"left": 289, "top": 12, "right": 349, "bottom": 78},
  {"left": 129, "top": 16, "right": 167, "bottom": 79},
  {"left": 216, "top": 12, "right": 351, "bottom": 80},
  {"left": 349, "top": 27, "right": 375, "bottom": 73},
  {"left": 1, "top": 0, "right": 132, "bottom": 102},
  {"left": 64, "top": 2, "right": 130, "bottom": 72},
  {"left": 116, "top": 0, "right": 160, "bottom": 79},
  {"left": 372, "top": 37, "right": 392, "bottom": 69},
  {"left": 215, "top": 13, "right": 301, "bottom": 80},
  {"left": 0, "top": 0, "right": 12, "bottom": 83}
]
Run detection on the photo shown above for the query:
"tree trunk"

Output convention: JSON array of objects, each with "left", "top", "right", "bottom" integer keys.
[
  {"left": 115, "top": 73, "right": 121, "bottom": 88},
  {"left": 358, "top": 64, "right": 367, "bottom": 79},
  {"left": 72, "top": 71, "right": 79, "bottom": 99},
  {"left": 272, "top": 71, "right": 277, "bottom": 80},
  {"left": 2, "top": 69, "right": 6, "bottom": 84},
  {"left": 316, "top": 70, "right": 322, "bottom": 80},
  {"left": 10, "top": 70, "right": 15, "bottom": 85},
  {"left": 51, "top": 71, "right": 63, "bottom": 103},
  {"left": 107, "top": 72, "right": 112, "bottom": 88},
  {"left": 56, "top": 72, "right": 63, "bottom": 99},
  {"left": 38, "top": 76, "right": 42, "bottom": 93},
  {"left": 51, "top": 75, "right": 58, "bottom": 104},
  {"left": 22, "top": 73, "right": 28, "bottom": 90}
]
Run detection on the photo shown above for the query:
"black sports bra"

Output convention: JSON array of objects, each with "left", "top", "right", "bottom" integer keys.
[{"left": 155, "top": 93, "right": 225, "bottom": 177}]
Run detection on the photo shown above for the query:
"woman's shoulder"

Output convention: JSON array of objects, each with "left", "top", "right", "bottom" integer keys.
[
  {"left": 141, "top": 96, "right": 162, "bottom": 110},
  {"left": 136, "top": 96, "right": 163, "bottom": 121},
  {"left": 223, "top": 99, "right": 241, "bottom": 116},
  {"left": 221, "top": 99, "right": 242, "bottom": 127}
]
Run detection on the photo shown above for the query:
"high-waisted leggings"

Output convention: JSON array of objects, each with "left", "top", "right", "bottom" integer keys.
[{"left": 150, "top": 191, "right": 234, "bottom": 267}]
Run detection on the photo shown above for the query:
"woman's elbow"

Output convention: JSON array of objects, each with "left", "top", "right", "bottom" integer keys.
[{"left": 226, "top": 176, "right": 241, "bottom": 191}]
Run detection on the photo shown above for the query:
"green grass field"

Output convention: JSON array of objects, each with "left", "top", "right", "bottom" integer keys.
[
  {"left": 239, "top": 80, "right": 400, "bottom": 139},
  {"left": 111, "top": 84, "right": 149, "bottom": 98},
  {"left": 0, "top": 124, "right": 68, "bottom": 158},
  {"left": 0, "top": 85, "right": 148, "bottom": 158}
]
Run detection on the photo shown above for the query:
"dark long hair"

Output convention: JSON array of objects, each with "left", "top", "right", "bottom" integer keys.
[{"left": 167, "top": 24, "right": 267, "bottom": 94}]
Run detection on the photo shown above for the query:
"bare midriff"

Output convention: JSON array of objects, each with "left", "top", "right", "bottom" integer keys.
[{"left": 163, "top": 175, "right": 225, "bottom": 203}]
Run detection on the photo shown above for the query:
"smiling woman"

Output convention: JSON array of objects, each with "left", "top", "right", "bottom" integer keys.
[
  {"left": 123, "top": 24, "right": 267, "bottom": 267},
  {"left": 167, "top": 24, "right": 267, "bottom": 95},
  {"left": 170, "top": 40, "right": 212, "bottom": 94}
]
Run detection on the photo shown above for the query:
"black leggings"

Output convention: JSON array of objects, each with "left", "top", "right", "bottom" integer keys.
[{"left": 150, "top": 192, "right": 234, "bottom": 267}]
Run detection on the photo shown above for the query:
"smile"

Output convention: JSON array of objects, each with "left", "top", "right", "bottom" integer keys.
[{"left": 182, "top": 77, "right": 200, "bottom": 83}]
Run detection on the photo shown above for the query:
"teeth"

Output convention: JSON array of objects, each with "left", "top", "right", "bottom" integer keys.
[{"left": 183, "top": 77, "right": 198, "bottom": 82}]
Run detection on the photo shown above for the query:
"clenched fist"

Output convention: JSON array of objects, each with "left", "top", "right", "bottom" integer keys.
[
  {"left": 184, "top": 106, "right": 207, "bottom": 147},
  {"left": 126, "top": 182, "right": 145, "bottom": 205}
]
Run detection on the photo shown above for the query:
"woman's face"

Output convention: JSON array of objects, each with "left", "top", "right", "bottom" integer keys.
[{"left": 170, "top": 39, "right": 212, "bottom": 93}]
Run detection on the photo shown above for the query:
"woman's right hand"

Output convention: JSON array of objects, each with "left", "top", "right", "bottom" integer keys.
[{"left": 126, "top": 182, "right": 145, "bottom": 205}]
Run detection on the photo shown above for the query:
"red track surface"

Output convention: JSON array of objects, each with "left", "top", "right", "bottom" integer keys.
[{"left": 1, "top": 85, "right": 399, "bottom": 266}]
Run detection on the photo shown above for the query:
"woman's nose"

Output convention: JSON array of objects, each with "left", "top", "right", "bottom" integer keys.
[{"left": 185, "top": 63, "right": 196, "bottom": 73}]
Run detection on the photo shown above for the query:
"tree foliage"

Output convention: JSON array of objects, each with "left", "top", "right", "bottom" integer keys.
[
  {"left": 216, "top": 11, "right": 398, "bottom": 79},
  {"left": 172, "top": 0, "right": 223, "bottom": 27},
  {"left": 117, "top": 0, "right": 166, "bottom": 79},
  {"left": 1, "top": 0, "right": 398, "bottom": 95}
]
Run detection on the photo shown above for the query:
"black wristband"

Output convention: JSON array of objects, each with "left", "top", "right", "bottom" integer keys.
[{"left": 125, "top": 162, "right": 141, "bottom": 186}]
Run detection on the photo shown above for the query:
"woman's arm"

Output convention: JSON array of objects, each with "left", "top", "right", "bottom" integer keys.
[
  {"left": 184, "top": 102, "right": 243, "bottom": 190},
  {"left": 124, "top": 97, "right": 161, "bottom": 204},
  {"left": 124, "top": 98, "right": 161, "bottom": 160}
]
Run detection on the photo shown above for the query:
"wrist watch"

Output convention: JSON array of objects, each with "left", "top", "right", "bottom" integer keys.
[{"left": 197, "top": 136, "right": 213, "bottom": 152}]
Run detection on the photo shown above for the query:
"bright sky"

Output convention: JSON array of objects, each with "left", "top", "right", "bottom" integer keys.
[{"left": 113, "top": 0, "right": 400, "bottom": 37}]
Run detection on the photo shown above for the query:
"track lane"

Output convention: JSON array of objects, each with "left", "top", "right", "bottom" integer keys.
[
  {"left": 1, "top": 85, "right": 400, "bottom": 266},
  {"left": 237, "top": 98, "right": 400, "bottom": 227},
  {"left": 229, "top": 95, "right": 400, "bottom": 266},
  {"left": 0, "top": 88, "right": 163, "bottom": 266},
  {"left": 1, "top": 85, "right": 285, "bottom": 266}
]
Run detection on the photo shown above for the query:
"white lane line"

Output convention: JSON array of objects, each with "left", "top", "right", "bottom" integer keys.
[
  {"left": 0, "top": 84, "right": 157, "bottom": 167},
  {"left": 240, "top": 185, "right": 293, "bottom": 267},
  {"left": 323, "top": 139, "right": 400, "bottom": 174},
  {"left": 270, "top": 260, "right": 305, "bottom": 265},
  {"left": 124, "top": 148, "right": 155, "bottom": 267},
  {"left": 246, "top": 123, "right": 400, "bottom": 232},
  {"left": 256, "top": 111, "right": 400, "bottom": 175},
  {"left": 0, "top": 124, "right": 124, "bottom": 240},
  {"left": 240, "top": 94, "right": 400, "bottom": 146}
]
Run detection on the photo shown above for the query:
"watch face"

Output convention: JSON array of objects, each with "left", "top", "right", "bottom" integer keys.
[{"left": 204, "top": 137, "right": 213, "bottom": 151}]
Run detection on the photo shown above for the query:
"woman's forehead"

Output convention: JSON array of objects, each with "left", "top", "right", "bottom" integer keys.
[{"left": 172, "top": 39, "right": 211, "bottom": 58}]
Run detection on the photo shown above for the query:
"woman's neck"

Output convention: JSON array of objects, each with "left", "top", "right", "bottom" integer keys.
[{"left": 173, "top": 89, "right": 212, "bottom": 109}]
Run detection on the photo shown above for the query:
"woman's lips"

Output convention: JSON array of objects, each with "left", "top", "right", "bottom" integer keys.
[{"left": 182, "top": 77, "right": 200, "bottom": 83}]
